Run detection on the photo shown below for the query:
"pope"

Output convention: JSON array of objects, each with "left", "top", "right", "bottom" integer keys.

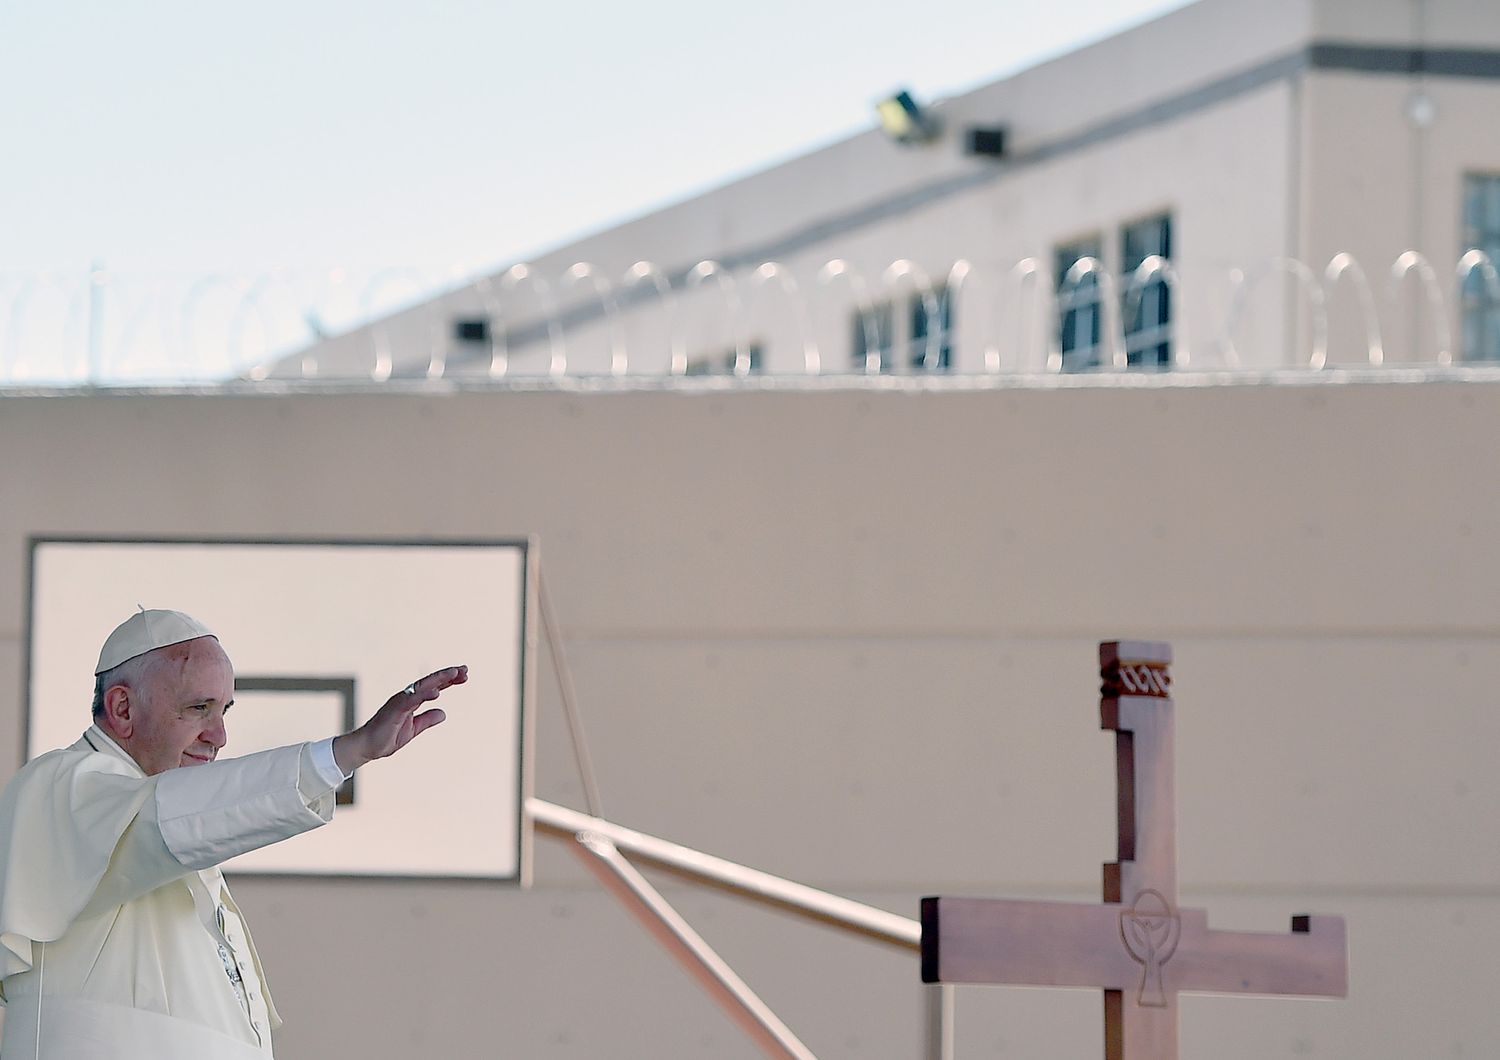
[{"left": 0, "top": 608, "right": 465, "bottom": 1059}]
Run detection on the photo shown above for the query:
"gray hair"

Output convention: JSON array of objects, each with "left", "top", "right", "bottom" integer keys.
[{"left": 91, "top": 650, "right": 167, "bottom": 718}]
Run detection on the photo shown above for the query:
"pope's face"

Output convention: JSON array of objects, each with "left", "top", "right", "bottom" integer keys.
[{"left": 125, "top": 637, "right": 235, "bottom": 776}]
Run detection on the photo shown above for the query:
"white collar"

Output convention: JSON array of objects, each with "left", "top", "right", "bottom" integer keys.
[{"left": 81, "top": 723, "right": 147, "bottom": 779}]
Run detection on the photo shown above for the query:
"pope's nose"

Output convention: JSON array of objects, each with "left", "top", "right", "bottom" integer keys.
[{"left": 203, "top": 714, "right": 227, "bottom": 751}]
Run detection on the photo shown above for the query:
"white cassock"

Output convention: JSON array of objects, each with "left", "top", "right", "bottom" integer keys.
[{"left": 0, "top": 725, "right": 345, "bottom": 1059}]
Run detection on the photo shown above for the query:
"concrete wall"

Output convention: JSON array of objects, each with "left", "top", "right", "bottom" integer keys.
[{"left": 1, "top": 373, "right": 1498, "bottom": 1058}]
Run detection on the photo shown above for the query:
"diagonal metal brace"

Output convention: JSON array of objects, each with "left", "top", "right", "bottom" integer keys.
[{"left": 571, "top": 830, "right": 818, "bottom": 1060}]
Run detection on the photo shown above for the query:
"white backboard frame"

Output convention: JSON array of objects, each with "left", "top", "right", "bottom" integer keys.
[{"left": 25, "top": 536, "right": 533, "bottom": 882}]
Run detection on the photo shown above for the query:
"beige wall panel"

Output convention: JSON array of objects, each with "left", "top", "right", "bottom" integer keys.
[
  {"left": 530, "top": 633, "right": 1500, "bottom": 892},
  {"left": 240, "top": 880, "right": 922, "bottom": 1060},
  {"left": 1175, "top": 637, "right": 1500, "bottom": 890},
  {"left": 2, "top": 377, "right": 1499, "bottom": 1059},
  {"left": 541, "top": 636, "right": 1117, "bottom": 891},
  {"left": 3, "top": 382, "right": 1499, "bottom": 655},
  {"left": 2, "top": 380, "right": 1499, "bottom": 637}
]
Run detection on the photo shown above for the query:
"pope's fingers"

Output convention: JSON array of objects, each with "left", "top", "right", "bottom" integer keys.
[
  {"left": 411, "top": 665, "right": 468, "bottom": 698},
  {"left": 390, "top": 666, "right": 467, "bottom": 711},
  {"left": 411, "top": 708, "right": 446, "bottom": 736}
]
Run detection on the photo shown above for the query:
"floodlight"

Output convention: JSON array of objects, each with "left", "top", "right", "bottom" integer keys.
[{"left": 876, "top": 89, "right": 940, "bottom": 144}]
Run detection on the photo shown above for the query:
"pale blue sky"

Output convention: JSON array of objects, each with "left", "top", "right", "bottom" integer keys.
[{"left": 2, "top": 0, "right": 1195, "bottom": 277}]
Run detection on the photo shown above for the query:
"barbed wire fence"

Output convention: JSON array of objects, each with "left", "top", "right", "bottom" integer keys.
[{"left": 2, "top": 250, "right": 1499, "bottom": 387}]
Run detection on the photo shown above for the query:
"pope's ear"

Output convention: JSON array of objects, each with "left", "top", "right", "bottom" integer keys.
[{"left": 101, "top": 684, "right": 134, "bottom": 738}]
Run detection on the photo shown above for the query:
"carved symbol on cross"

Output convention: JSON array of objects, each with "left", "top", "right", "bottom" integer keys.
[
  {"left": 920, "top": 641, "right": 1348, "bottom": 1060},
  {"left": 1120, "top": 889, "right": 1179, "bottom": 1007}
]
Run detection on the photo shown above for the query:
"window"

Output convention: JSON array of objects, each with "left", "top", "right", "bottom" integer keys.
[
  {"left": 1462, "top": 175, "right": 1500, "bottom": 362},
  {"left": 685, "top": 343, "right": 764, "bottom": 375},
  {"left": 1056, "top": 238, "right": 1103, "bottom": 371},
  {"left": 910, "top": 286, "right": 954, "bottom": 371},
  {"left": 452, "top": 317, "right": 490, "bottom": 344},
  {"left": 1121, "top": 214, "right": 1172, "bottom": 367},
  {"left": 849, "top": 288, "right": 955, "bottom": 373},
  {"left": 851, "top": 301, "right": 895, "bottom": 372}
]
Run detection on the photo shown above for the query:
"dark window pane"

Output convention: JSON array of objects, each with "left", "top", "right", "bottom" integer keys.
[
  {"left": 852, "top": 302, "right": 895, "bottom": 372},
  {"left": 910, "top": 286, "right": 953, "bottom": 371},
  {"left": 1463, "top": 175, "right": 1500, "bottom": 361},
  {"left": 453, "top": 317, "right": 490, "bottom": 343},
  {"left": 1056, "top": 239, "right": 1103, "bottom": 371},
  {"left": 1121, "top": 214, "right": 1173, "bottom": 369}
]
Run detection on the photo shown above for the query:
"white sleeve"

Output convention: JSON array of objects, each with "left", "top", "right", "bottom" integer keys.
[
  {"left": 304, "top": 736, "right": 350, "bottom": 794},
  {"left": 155, "top": 743, "right": 334, "bottom": 870}
]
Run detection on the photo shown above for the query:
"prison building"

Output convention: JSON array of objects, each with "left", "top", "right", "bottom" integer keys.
[{"left": 272, "top": 0, "right": 1500, "bottom": 381}]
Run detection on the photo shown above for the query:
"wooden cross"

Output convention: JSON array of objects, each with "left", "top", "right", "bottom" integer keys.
[{"left": 921, "top": 641, "right": 1347, "bottom": 1059}]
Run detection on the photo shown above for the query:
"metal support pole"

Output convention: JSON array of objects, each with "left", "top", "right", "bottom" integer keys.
[
  {"left": 923, "top": 984, "right": 954, "bottom": 1060},
  {"left": 530, "top": 798, "right": 919, "bottom": 951},
  {"left": 537, "top": 571, "right": 604, "bottom": 815},
  {"left": 572, "top": 831, "right": 819, "bottom": 1060}
]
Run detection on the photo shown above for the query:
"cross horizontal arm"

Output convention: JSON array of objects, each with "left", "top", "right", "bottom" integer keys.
[
  {"left": 922, "top": 897, "right": 1136, "bottom": 988},
  {"left": 1168, "top": 914, "right": 1347, "bottom": 998},
  {"left": 922, "top": 897, "right": 1347, "bottom": 999}
]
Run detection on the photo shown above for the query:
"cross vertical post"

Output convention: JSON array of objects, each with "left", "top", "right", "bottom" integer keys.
[
  {"left": 920, "top": 640, "right": 1347, "bottom": 1060},
  {"left": 1101, "top": 640, "right": 1178, "bottom": 1059}
]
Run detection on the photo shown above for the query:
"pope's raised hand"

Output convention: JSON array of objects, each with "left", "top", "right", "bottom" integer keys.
[{"left": 333, "top": 665, "right": 467, "bottom": 774}]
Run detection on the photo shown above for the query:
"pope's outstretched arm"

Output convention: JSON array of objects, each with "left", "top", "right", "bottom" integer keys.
[{"left": 0, "top": 663, "right": 471, "bottom": 981}]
